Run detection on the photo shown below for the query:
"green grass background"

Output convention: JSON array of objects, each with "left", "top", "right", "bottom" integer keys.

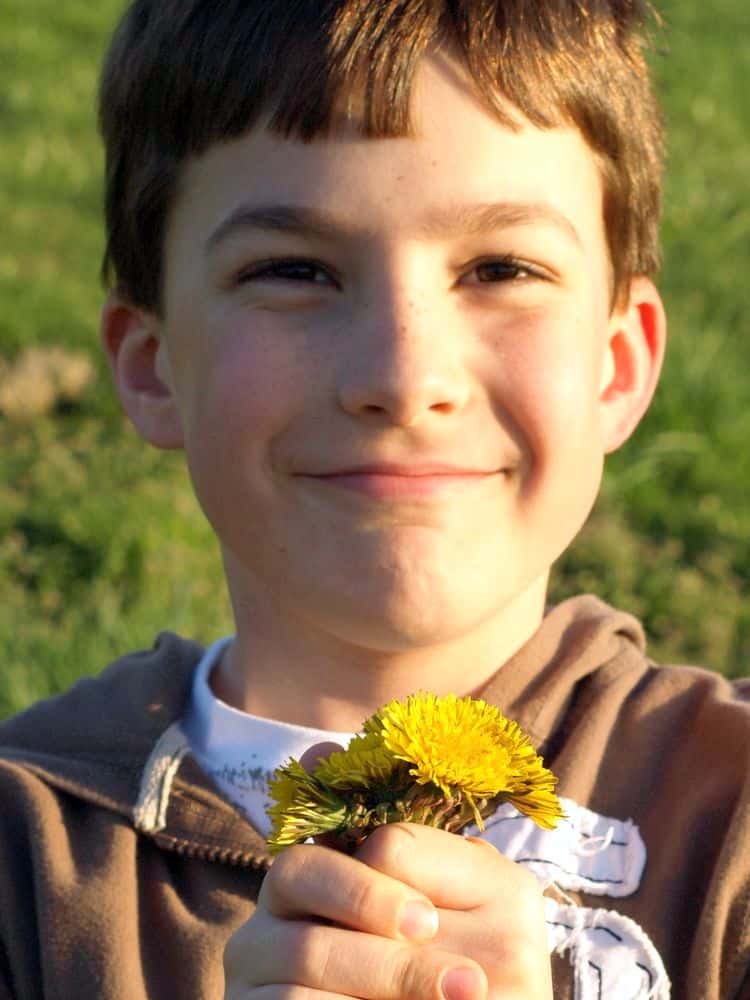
[{"left": 1, "top": 0, "right": 748, "bottom": 719}]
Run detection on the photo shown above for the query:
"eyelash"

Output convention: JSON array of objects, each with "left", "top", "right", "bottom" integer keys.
[
  {"left": 237, "top": 259, "right": 334, "bottom": 286},
  {"left": 235, "top": 255, "right": 545, "bottom": 288},
  {"left": 471, "top": 257, "right": 544, "bottom": 284}
]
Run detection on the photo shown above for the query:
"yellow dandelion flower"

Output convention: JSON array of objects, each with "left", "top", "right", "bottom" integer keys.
[
  {"left": 267, "top": 760, "right": 349, "bottom": 854},
  {"left": 370, "top": 692, "right": 563, "bottom": 829},
  {"left": 267, "top": 759, "right": 308, "bottom": 810},
  {"left": 267, "top": 692, "right": 563, "bottom": 854},
  {"left": 504, "top": 753, "right": 564, "bottom": 831},
  {"left": 373, "top": 693, "right": 516, "bottom": 796},
  {"left": 313, "top": 733, "right": 398, "bottom": 789}
]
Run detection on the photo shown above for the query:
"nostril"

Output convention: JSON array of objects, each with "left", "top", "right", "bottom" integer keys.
[{"left": 337, "top": 369, "right": 471, "bottom": 425}]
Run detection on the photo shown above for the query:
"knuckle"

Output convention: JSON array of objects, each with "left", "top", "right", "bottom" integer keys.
[
  {"left": 341, "top": 870, "right": 383, "bottom": 926},
  {"left": 386, "top": 942, "right": 429, "bottom": 998},
  {"left": 262, "top": 845, "right": 317, "bottom": 908},
  {"left": 286, "top": 921, "right": 334, "bottom": 984},
  {"left": 357, "top": 820, "right": 414, "bottom": 872},
  {"left": 268, "top": 844, "right": 309, "bottom": 883}
]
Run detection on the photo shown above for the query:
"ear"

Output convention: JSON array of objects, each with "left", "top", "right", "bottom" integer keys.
[
  {"left": 100, "top": 293, "right": 184, "bottom": 449},
  {"left": 598, "top": 276, "right": 667, "bottom": 454}
]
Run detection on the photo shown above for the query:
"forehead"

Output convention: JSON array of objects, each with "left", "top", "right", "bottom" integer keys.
[{"left": 167, "top": 53, "right": 605, "bottom": 258}]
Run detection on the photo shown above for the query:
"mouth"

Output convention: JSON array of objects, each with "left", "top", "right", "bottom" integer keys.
[{"left": 299, "top": 464, "right": 505, "bottom": 501}]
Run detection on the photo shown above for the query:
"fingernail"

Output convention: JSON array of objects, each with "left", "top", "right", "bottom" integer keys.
[
  {"left": 399, "top": 899, "right": 439, "bottom": 941},
  {"left": 441, "top": 966, "right": 485, "bottom": 1000}
]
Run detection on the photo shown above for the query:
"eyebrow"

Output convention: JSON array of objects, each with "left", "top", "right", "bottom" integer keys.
[{"left": 205, "top": 200, "right": 584, "bottom": 253}]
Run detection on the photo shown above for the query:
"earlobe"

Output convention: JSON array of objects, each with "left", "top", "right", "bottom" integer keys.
[
  {"left": 100, "top": 293, "right": 184, "bottom": 449},
  {"left": 599, "top": 277, "right": 667, "bottom": 454}
]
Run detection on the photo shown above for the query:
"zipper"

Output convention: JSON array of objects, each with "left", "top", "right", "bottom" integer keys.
[{"left": 152, "top": 830, "right": 273, "bottom": 870}]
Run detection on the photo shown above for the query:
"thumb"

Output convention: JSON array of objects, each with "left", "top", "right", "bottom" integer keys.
[
  {"left": 299, "top": 741, "right": 345, "bottom": 774},
  {"left": 298, "top": 741, "right": 346, "bottom": 850}
]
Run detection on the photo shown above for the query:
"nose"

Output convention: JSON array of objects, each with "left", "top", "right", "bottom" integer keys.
[{"left": 336, "top": 293, "right": 472, "bottom": 427}]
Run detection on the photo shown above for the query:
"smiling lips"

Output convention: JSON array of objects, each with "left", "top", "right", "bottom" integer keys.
[{"left": 303, "top": 464, "right": 503, "bottom": 500}]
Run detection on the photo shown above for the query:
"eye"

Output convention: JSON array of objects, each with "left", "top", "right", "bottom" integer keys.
[
  {"left": 467, "top": 255, "right": 545, "bottom": 284},
  {"left": 236, "top": 258, "right": 335, "bottom": 287}
]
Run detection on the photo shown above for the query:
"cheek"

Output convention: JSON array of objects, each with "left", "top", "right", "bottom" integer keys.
[
  {"left": 176, "top": 316, "right": 309, "bottom": 478},
  {"left": 215, "top": 339, "right": 292, "bottom": 423},
  {"left": 483, "top": 310, "right": 605, "bottom": 480},
  {"left": 537, "top": 348, "right": 601, "bottom": 433}
]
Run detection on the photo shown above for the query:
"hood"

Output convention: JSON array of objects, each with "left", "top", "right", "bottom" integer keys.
[{"left": 478, "top": 594, "right": 646, "bottom": 752}]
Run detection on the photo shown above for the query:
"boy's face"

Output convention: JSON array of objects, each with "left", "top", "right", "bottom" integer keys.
[{"left": 134, "top": 53, "right": 661, "bottom": 653}]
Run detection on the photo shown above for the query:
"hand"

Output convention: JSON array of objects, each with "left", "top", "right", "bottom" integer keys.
[
  {"left": 359, "top": 823, "right": 552, "bottom": 999},
  {"left": 224, "top": 823, "right": 552, "bottom": 999}
]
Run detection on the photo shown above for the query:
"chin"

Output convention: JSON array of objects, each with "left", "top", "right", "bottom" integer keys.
[{"left": 317, "top": 575, "right": 503, "bottom": 652}]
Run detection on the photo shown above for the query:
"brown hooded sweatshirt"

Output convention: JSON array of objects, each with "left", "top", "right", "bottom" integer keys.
[{"left": 0, "top": 595, "right": 748, "bottom": 999}]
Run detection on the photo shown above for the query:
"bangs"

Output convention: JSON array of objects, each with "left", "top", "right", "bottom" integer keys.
[{"left": 110, "top": 0, "right": 650, "bottom": 153}]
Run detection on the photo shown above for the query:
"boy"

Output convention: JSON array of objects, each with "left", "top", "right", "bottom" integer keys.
[{"left": 1, "top": 0, "right": 748, "bottom": 997}]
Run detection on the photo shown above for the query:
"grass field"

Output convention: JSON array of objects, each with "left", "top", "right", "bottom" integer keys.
[{"left": 1, "top": 0, "right": 749, "bottom": 720}]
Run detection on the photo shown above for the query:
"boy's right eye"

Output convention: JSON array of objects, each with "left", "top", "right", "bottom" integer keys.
[{"left": 236, "top": 259, "right": 336, "bottom": 287}]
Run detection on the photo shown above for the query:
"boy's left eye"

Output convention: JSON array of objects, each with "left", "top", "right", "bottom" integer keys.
[{"left": 467, "top": 256, "right": 542, "bottom": 284}]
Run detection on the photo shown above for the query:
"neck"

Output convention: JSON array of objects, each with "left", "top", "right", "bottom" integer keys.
[{"left": 213, "top": 564, "right": 548, "bottom": 732}]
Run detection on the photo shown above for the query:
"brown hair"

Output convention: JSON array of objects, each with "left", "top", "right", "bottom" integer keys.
[{"left": 99, "top": 0, "right": 664, "bottom": 313}]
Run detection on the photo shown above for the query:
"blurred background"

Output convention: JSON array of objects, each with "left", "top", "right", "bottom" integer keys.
[{"left": 1, "top": 0, "right": 749, "bottom": 718}]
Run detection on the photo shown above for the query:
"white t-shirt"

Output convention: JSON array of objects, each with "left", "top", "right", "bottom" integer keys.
[{"left": 181, "top": 637, "right": 356, "bottom": 838}]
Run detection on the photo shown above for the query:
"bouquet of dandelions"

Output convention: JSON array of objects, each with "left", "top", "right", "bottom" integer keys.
[{"left": 267, "top": 692, "right": 563, "bottom": 854}]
